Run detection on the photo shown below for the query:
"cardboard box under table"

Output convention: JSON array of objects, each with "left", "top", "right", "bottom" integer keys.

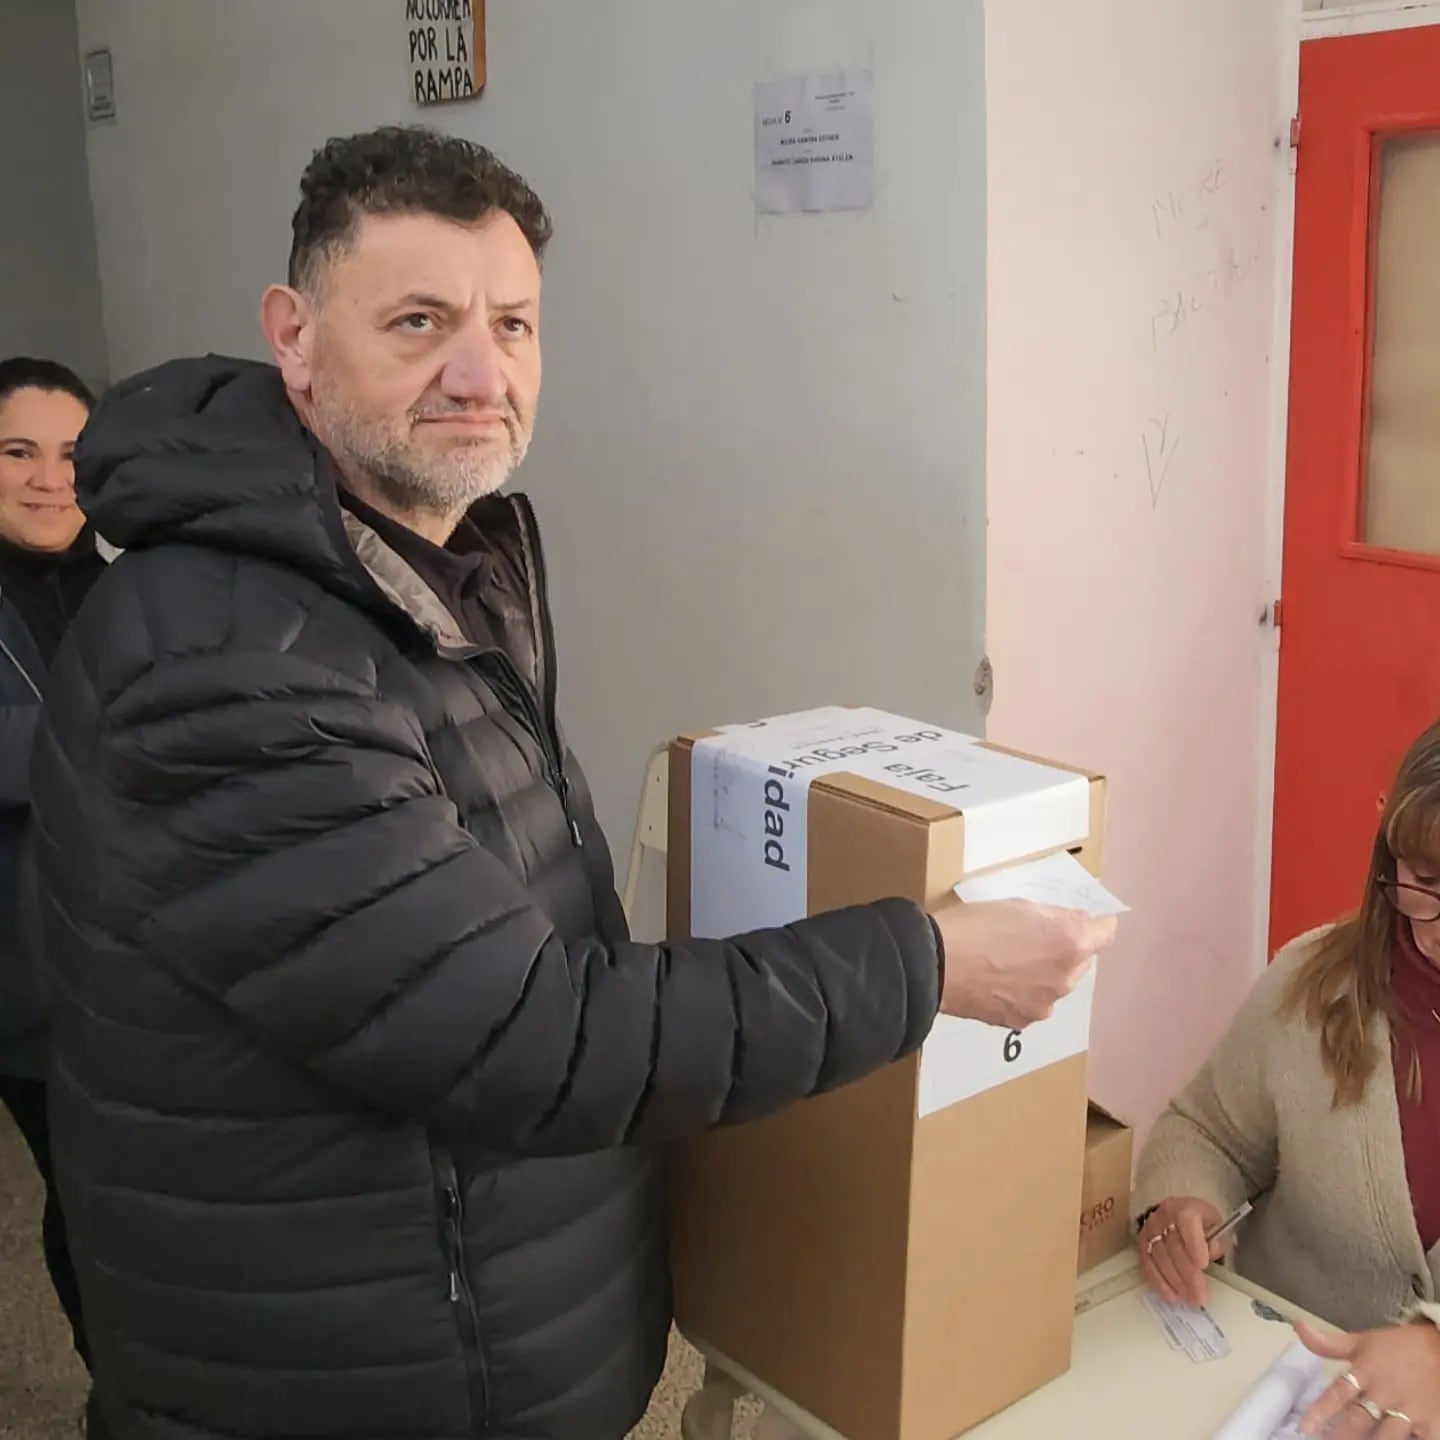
[
  {"left": 1077, "top": 1104, "right": 1135, "bottom": 1276},
  {"left": 666, "top": 708, "right": 1108, "bottom": 1440}
]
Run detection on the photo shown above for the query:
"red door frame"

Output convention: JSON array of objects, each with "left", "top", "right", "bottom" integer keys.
[{"left": 1272, "top": 26, "right": 1440, "bottom": 953}]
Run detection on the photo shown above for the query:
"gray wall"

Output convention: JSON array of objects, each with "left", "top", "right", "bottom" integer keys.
[
  {"left": 0, "top": 0, "right": 107, "bottom": 389},
  {"left": 73, "top": 0, "right": 988, "bottom": 857}
]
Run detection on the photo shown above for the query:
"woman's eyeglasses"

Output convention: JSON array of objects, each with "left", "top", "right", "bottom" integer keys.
[{"left": 1379, "top": 879, "right": 1440, "bottom": 923}]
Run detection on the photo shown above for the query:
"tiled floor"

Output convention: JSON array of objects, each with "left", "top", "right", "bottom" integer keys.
[
  {"left": 0, "top": 1107, "right": 754, "bottom": 1440},
  {"left": 0, "top": 1105, "right": 85, "bottom": 1439}
]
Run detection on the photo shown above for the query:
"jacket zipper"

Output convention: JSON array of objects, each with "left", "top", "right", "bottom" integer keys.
[
  {"left": 0, "top": 629, "right": 43, "bottom": 701},
  {"left": 434, "top": 1149, "right": 488, "bottom": 1432},
  {"left": 0, "top": 587, "right": 44, "bottom": 701},
  {"left": 477, "top": 649, "right": 583, "bottom": 848},
  {"left": 506, "top": 495, "right": 584, "bottom": 848}
]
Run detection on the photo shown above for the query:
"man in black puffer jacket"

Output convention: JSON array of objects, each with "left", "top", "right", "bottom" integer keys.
[{"left": 30, "top": 128, "right": 1114, "bottom": 1440}]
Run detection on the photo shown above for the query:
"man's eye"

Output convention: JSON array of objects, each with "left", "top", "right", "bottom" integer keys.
[
  {"left": 397, "top": 314, "right": 435, "bottom": 333},
  {"left": 499, "top": 316, "right": 533, "bottom": 338}
]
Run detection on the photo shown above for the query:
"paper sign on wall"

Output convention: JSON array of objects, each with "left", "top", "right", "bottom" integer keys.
[
  {"left": 407, "top": 0, "right": 485, "bottom": 106},
  {"left": 754, "top": 70, "right": 874, "bottom": 215}
]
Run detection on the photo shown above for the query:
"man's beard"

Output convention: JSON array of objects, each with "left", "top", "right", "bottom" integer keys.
[{"left": 312, "top": 385, "right": 533, "bottom": 522}]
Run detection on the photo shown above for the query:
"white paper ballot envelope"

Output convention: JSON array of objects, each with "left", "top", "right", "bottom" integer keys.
[
  {"left": 1208, "top": 1341, "right": 1331, "bottom": 1440},
  {"left": 917, "top": 851, "right": 1128, "bottom": 1117},
  {"left": 954, "top": 849, "right": 1129, "bottom": 917}
]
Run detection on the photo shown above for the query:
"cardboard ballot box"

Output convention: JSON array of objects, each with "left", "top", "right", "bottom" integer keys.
[
  {"left": 1078, "top": 1104, "right": 1135, "bottom": 1276},
  {"left": 667, "top": 708, "right": 1108, "bottom": 1440}
]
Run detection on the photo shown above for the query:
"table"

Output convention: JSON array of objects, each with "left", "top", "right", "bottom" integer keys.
[{"left": 679, "top": 1252, "right": 1336, "bottom": 1439}]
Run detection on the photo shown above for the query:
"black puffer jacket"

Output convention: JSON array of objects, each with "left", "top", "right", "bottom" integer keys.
[
  {"left": 0, "top": 584, "right": 48, "bottom": 1078},
  {"left": 0, "top": 533, "right": 106, "bottom": 1079},
  {"left": 31, "top": 357, "right": 943, "bottom": 1440}
]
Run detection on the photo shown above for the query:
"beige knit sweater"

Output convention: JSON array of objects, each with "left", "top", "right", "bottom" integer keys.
[{"left": 1132, "top": 928, "right": 1440, "bottom": 1332}]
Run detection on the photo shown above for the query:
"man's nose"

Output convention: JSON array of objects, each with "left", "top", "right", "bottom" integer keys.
[{"left": 440, "top": 327, "right": 508, "bottom": 408}]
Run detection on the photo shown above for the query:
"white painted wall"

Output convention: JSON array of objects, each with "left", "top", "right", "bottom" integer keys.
[
  {"left": 0, "top": 0, "right": 107, "bottom": 389},
  {"left": 986, "top": 0, "right": 1293, "bottom": 1128},
  {"left": 73, "top": 0, "right": 988, "bottom": 860}
]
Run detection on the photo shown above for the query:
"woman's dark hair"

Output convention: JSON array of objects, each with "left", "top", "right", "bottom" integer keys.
[{"left": 0, "top": 356, "right": 95, "bottom": 412}]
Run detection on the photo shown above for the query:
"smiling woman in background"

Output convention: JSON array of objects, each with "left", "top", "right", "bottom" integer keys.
[
  {"left": 0, "top": 356, "right": 104, "bottom": 1388},
  {"left": 1132, "top": 719, "right": 1440, "bottom": 1438}
]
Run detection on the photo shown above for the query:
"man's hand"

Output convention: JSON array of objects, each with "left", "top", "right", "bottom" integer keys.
[
  {"left": 931, "top": 898, "right": 1118, "bottom": 1030},
  {"left": 1297, "top": 1319, "right": 1440, "bottom": 1438}
]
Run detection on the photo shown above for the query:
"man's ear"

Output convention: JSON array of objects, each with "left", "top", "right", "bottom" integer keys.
[{"left": 260, "top": 284, "right": 315, "bottom": 394}]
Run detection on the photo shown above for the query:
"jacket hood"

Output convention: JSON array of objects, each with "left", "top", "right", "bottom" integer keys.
[{"left": 75, "top": 355, "right": 526, "bottom": 638}]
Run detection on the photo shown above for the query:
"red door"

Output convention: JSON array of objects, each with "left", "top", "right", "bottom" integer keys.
[{"left": 1272, "top": 26, "right": 1440, "bottom": 953}]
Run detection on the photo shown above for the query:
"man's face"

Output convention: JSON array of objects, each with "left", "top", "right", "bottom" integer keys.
[{"left": 298, "top": 210, "right": 542, "bottom": 520}]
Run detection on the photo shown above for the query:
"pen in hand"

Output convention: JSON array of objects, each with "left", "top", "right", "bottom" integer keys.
[{"left": 1203, "top": 1200, "right": 1253, "bottom": 1251}]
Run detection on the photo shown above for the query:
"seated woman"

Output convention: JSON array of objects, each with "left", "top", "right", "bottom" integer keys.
[{"left": 1133, "top": 720, "right": 1440, "bottom": 1436}]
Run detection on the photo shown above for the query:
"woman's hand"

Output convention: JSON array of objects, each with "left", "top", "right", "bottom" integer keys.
[
  {"left": 1298, "top": 1320, "right": 1440, "bottom": 1438},
  {"left": 1136, "top": 1196, "right": 1225, "bottom": 1308}
]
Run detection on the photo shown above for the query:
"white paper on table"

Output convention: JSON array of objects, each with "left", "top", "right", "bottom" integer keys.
[
  {"left": 1208, "top": 1341, "right": 1330, "bottom": 1440},
  {"left": 754, "top": 70, "right": 874, "bottom": 214},
  {"left": 917, "top": 853, "right": 1125, "bottom": 1117},
  {"left": 1142, "top": 1292, "right": 1231, "bottom": 1362}
]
